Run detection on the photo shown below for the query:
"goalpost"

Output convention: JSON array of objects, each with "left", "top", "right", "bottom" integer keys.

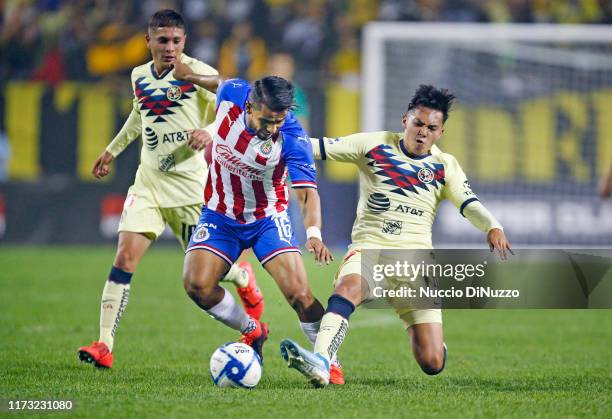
[{"left": 362, "top": 23, "right": 612, "bottom": 246}]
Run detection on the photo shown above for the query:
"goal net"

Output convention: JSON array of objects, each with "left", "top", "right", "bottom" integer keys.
[{"left": 362, "top": 23, "right": 612, "bottom": 246}]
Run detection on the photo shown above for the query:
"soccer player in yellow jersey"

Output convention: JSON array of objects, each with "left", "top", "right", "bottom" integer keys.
[
  {"left": 280, "top": 85, "right": 512, "bottom": 386},
  {"left": 77, "top": 10, "right": 263, "bottom": 369}
]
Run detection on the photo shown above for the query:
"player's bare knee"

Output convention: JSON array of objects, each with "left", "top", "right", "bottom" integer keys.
[
  {"left": 183, "top": 269, "right": 214, "bottom": 298},
  {"left": 417, "top": 349, "right": 446, "bottom": 375},
  {"left": 184, "top": 279, "right": 217, "bottom": 305}
]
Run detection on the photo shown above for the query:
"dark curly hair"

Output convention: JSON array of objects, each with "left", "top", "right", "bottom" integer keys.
[{"left": 406, "top": 85, "right": 456, "bottom": 123}]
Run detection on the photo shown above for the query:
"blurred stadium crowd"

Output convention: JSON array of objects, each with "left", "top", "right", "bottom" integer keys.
[{"left": 2, "top": 0, "right": 612, "bottom": 86}]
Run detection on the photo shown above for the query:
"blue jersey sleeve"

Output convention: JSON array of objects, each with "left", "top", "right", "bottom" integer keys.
[
  {"left": 281, "top": 113, "right": 317, "bottom": 188},
  {"left": 216, "top": 78, "right": 251, "bottom": 110}
]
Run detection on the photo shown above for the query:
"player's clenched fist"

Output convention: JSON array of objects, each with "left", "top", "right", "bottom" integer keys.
[
  {"left": 187, "top": 129, "right": 212, "bottom": 151},
  {"left": 92, "top": 150, "right": 114, "bottom": 179},
  {"left": 172, "top": 61, "right": 193, "bottom": 82}
]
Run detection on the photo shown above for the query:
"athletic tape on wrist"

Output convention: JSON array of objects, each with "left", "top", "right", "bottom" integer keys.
[{"left": 306, "top": 226, "right": 322, "bottom": 241}]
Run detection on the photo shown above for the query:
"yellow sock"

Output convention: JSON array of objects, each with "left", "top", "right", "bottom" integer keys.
[
  {"left": 99, "top": 281, "right": 130, "bottom": 352},
  {"left": 314, "top": 312, "right": 349, "bottom": 363}
]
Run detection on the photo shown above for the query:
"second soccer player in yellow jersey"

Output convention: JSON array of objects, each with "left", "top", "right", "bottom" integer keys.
[
  {"left": 280, "top": 84, "right": 512, "bottom": 387},
  {"left": 77, "top": 9, "right": 263, "bottom": 369}
]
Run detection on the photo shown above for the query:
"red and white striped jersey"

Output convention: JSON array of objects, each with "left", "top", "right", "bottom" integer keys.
[{"left": 204, "top": 79, "right": 317, "bottom": 223}]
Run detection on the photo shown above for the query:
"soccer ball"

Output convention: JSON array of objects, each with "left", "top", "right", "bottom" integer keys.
[{"left": 209, "top": 342, "right": 262, "bottom": 388}]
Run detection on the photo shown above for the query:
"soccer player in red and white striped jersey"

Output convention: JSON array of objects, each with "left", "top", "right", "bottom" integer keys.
[{"left": 183, "top": 76, "right": 335, "bottom": 363}]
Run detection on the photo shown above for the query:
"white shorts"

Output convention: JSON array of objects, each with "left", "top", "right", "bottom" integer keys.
[
  {"left": 335, "top": 247, "right": 442, "bottom": 328},
  {"left": 117, "top": 185, "right": 201, "bottom": 250}
]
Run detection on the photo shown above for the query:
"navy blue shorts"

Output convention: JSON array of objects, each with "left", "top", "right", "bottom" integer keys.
[{"left": 186, "top": 207, "right": 301, "bottom": 265}]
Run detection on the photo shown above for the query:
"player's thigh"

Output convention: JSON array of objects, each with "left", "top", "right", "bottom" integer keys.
[
  {"left": 183, "top": 247, "right": 231, "bottom": 291},
  {"left": 263, "top": 251, "right": 312, "bottom": 300},
  {"left": 252, "top": 212, "right": 306, "bottom": 295},
  {"left": 161, "top": 204, "right": 201, "bottom": 250},
  {"left": 117, "top": 188, "right": 165, "bottom": 240},
  {"left": 251, "top": 211, "right": 301, "bottom": 266},
  {"left": 184, "top": 207, "right": 243, "bottom": 278}
]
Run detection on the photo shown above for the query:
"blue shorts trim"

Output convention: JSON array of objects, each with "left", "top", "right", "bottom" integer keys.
[
  {"left": 259, "top": 246, "right": 301, "bottom": 265},
  {"left": 186, "top": 243, "right": 233, "bottom": 265}
]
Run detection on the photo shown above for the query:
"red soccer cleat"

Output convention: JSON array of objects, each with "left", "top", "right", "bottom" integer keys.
[
  {"left": 78, "top": 341, "right": 113, "bottom": 368},
  {"left": 239, "top": 320, "right": 269, "bottom": 362},
  {"left": 329, "top": 359, "right": 345, "bottom": 385},
  {"left": 235, "top": 261, "right": 264, "bottom": 321}
]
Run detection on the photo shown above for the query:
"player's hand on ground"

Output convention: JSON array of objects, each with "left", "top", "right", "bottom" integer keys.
[
  {"left": 306, "top": 238, "right": 334, "bottom": 265},
  {"left": 188, "top": 129, "right": 212, "bottom": 151},
  {"left": 92, "top": 150, "right": 114, "bottom": 179},
  {"left": 487, "top": 228, "right": 513, "bottom": 260},
  {"left": 172, "top": 61, "right": 193, "bottom": 82}
]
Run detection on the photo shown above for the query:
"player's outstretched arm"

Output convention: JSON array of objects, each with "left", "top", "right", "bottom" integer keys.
[
  {"left": 92, "top": 150, "right": 114, "bottom": 179},
  {"left": 173, "top": 61, "right": 222, "bottom": 94},
  {"left": 486, "top": 228, "right": 513, "bottom": 261},
  {"left": 294, "top": 187, "right": 333, "bottom": 265}
]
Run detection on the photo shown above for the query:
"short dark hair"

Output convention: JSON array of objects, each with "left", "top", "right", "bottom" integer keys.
[
  {"left": 148, "top": 9, "right": 186, "bottom": 32},
  {"left": 406, "top": 85, "right": 456, "bottom": 123},
  {"left": 250, "top": 76, "right": 295, "bottom": 112}
]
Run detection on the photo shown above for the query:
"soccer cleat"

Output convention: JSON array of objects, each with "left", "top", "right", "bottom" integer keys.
[
  {"left": 77, "top": 341, "right": 113, "bottom": 368},
  {"left": 279, "top": 339, "right": 330, "bottom": 388},
  {"left": 239, "top": 320, "right": 269, "bottom": 362},
  {"left": 329, "top": 359, "right": 345, "bottom": 385},
  {"left": 235, "top": 262, "right": 264, "bottom": 321}
]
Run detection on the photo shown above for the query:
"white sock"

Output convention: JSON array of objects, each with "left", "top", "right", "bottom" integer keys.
[
  {"left": 300, "top": 320, "right": 321, "bottom": 346},
  {"left": 221, "top": 264, "right": 249, "bottom": 288},
  {"left": 99, "top": 280, "right": 131, "bottom": 352},
  {"left": 206, "top": 287, "right": 252, "bottom": 332},
  {"left": 314, "top": 312, "right": 349, "bottom": 363}
]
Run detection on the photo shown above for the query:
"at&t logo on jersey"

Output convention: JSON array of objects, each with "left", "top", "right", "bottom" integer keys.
[
  {"left": 144, "top": 127, "right": 158, "bottom": 150},
  {"left": 367, "top": 193, "right": 390, "bottom": 213}
]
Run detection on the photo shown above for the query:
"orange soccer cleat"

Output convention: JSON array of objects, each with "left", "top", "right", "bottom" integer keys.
[
  {"left": 235, "top": 261, "right": 264, "bottom": 321},
  {"left": 329, "top": 359, "right": 345, "bottom": 385},
  {"left": 78, "top": 341, "right": 113, "bottom": 368},
  {"left": 239, "top": 320, "right": 269, "bottom": 362}
]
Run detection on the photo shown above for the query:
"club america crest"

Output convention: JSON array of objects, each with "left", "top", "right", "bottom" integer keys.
[
  {"left": 166, "top": 85, "right": 182, "bottom": 102},
  {"left": 417, "top": 167, "right": 435, "bottom": 184}
]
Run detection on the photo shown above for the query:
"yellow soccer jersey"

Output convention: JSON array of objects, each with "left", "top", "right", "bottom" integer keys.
[
  {"left": 107, "top": 54, "right": 217, "bottom": 207},
  {"left": 312, "top": 132, "right": 476, "bottom": 249}
]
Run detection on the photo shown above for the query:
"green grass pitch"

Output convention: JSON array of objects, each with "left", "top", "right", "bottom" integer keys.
[{"left": 1, "top": 246, "right": 610, "bottom": 418}]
